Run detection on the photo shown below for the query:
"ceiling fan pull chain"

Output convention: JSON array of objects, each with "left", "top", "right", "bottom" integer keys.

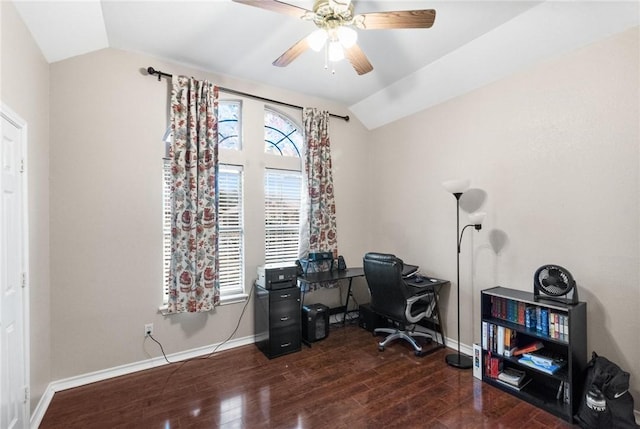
[{"left": 324, "top": 44, "right": 329, "bottom": 70}]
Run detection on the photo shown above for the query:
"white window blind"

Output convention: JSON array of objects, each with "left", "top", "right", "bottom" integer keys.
[
  {"left": 218, "top": 165, "right": 244, "bottom": 296},
  {"left": 162, "top": 159, "right": 171, "bottom": 302},
  {"left": 264, "top": 169, "right": 302, "bottom": 265}
]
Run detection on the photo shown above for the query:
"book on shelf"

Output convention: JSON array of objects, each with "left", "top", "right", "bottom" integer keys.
[
  {"left": 485, "top": 354, "right": 503, "bottom": 379},
  {"left": 482, "top": 321, "right": 487, "bottom": 350},
  {"left": 497, "top": 326, "right": 505, "bottom": 355},
  {"left": 498, "top": 368, "right": 526, "bottom": 386},
  {"left": 494, "top": 377, "right": 532, "bottom": 392},
  {"left": 522, "top": 350, "right": 565, "bottom": 366},
  {"left": 503, "top": 328, "right": 516, "bottom": 357},
  {"left": 518, "top": 355, "right": 565, "bottom": 375},
  {"left": 511, "top": 341, "right": 544, "bottom": 356}
]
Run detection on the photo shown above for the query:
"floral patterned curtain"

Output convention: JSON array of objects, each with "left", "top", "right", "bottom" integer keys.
[
  {"left": 168, "top": 76, "right": 220, "bottom": 313},
  {"left": 299, "top": 108, "right": 339, "bottom": 290}
]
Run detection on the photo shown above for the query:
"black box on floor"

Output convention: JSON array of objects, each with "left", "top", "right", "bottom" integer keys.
[
  {"left": 302, "top": 303, "right": 329, "bottom": 342},
  {"left": 358, "top": 303, "right": 389, "bottom": 332}
]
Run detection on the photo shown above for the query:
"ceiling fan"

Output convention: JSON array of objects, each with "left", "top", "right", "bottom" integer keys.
[{"left": 232, "top": 0, "right": 436, "bottom": 75}]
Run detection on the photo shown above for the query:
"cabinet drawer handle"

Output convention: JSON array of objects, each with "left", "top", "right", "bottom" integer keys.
[
  {"left": 280, "top": 342, "right": 291, "bottom": 348},
  {"left": 280, "top": 294, "right": 291, "bottom": 298},
  {"left": 280, "top": 316, "right": 290, "bottom": 321}
]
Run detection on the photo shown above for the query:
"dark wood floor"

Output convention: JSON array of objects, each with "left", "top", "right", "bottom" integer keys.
[{"left": 40, "top": 323, "right": 575, "bottom": 428}]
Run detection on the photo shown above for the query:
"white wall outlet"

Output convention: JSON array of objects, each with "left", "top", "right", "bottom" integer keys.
[{"left": 144, "top": 323, "right": 153, "bottom": 337}]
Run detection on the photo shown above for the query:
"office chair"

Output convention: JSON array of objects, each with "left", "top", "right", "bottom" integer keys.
[{"left": 363, "top": 252, "right": 432, "bottom": 356}]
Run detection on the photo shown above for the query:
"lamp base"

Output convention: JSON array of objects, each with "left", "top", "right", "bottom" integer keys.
[{"left": 445, "top": 353, "right": 473, "bottom": 369}]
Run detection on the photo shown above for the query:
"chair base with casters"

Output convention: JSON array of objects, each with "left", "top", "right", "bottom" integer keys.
[
  {"left": 363, "top": 252, "right": 437, "bottom": 357},
  {"left": 374, "top": 325, "right": 432, "bottom": 356}
]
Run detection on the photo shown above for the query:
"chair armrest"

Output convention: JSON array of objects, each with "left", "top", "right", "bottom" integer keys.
[
  {"left": 407, "top": 292, "right": 434, "bottom": 305},
  {"left": 405, "top": 293, "right": 434, "bottom": 324}
]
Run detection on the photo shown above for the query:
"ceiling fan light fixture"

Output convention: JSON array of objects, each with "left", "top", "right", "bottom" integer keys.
[
  {"left": 328, "top": 40, "right": 344, "bottom": 62},
  {"left": 232, "top": 0, "right": 437, "bottom": 76},
  {"left": 308, "top": 29, "right": 328, "bottom": 51},
  {"left": 337, "top": 26, "right": 357, "bottom": 48}
]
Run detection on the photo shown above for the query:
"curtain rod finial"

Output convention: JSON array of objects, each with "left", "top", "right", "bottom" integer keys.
[{"left": 147, "top": 67, "right": 161, "bottom": 81}]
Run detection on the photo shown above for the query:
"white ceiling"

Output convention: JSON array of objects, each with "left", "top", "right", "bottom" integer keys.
[{"left": 12, "top": 0, "right": 640, "bottom": 129}]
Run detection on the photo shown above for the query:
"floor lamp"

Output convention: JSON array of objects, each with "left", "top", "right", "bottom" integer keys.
[{"left": 442, "top": 179, "right": 486, "bottom": 369}]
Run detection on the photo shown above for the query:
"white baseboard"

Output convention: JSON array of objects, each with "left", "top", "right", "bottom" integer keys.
[
  {"left": 444, "top": 336, "right": 474, "bottom": 357},
  {"left": 31, "top": 334, "right": 255, "bottom": 429}
]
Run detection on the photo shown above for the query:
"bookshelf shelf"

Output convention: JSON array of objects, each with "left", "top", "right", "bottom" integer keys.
[{"left": 481, "top": 286, "right": 587, "bottom": 423}]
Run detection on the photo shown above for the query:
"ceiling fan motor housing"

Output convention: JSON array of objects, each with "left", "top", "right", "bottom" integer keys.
[{"left": 311, "top": 0, "right": 355, "bottom": 28}]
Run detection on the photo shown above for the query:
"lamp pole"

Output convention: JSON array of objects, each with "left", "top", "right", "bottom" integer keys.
[{"left": 445, "top": 192, "right": 473, "bottom": 369}]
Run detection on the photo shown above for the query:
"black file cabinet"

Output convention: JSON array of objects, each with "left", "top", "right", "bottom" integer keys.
[{"left": 254, "top": 285, "right": 301, "bottom": 359}]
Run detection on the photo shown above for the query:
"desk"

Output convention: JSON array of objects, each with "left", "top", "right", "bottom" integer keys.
[
  {"left": 404, "top": 276, "right": 449, "bottom": 354},
  {"left": 297, "top": 267, "right": 364, "bottom": 326}
]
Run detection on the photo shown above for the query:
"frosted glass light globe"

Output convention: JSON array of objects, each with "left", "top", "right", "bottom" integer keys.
[
  {"left": 338, "top": 26, "right": 357, "bottom": 48},
  {"left": 307, "top": 29, "right": 328, "bottom": 52}
]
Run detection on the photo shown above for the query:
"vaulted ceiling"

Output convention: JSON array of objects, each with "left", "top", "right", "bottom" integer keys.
[{"left": 13, "top": 1, "right": 640, "bottom": 129}]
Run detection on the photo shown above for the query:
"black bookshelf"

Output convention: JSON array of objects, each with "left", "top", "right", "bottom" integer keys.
[{"left": 480, "top": 286, "right": 587, "bottom": 423}]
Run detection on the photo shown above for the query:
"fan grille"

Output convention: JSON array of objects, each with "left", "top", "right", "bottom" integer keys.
[{"left": 535, "top": 265, "right": 574, "bottom": 296}]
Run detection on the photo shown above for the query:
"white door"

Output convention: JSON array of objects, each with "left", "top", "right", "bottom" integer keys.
[{"left": 0, "top": 109, "right": 28, "bottom": 429}]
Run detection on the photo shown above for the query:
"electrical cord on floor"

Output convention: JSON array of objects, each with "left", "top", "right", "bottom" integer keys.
[
  {"left": 197, "top": 281, "right": 255, "bottom": 360},
  {"left": 155, "top": 282, "right": 257, "bottom": 396}
]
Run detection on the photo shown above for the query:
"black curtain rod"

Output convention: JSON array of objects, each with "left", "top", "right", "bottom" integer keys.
[{"left": 146, "top": 67, "right": 349, "bottom": 122}]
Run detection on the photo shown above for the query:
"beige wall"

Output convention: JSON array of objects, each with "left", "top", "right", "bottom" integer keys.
[
  {"left": 0, "top": 1, "right": 51, "bottom": 412},
  {"left": 367, "top": 27, "right": 640, "bottom": 399},
  {"left": 49, "top": 47, "right": 372, "bottom": 379}
]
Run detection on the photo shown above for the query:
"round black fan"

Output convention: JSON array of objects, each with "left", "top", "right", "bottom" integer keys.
[{"left": 533, "top": 264, "right": 578, "bottom": 304}]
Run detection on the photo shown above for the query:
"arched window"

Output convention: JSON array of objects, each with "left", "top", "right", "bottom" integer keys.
[
  {"left": 219, "top": 101, "right": 241, "bottom": 150},
  {"left": 264, "top": 108, "right": 302, "bottom": 158},
  {"left": 162, "top": 102, "right": 304, "bottom": 306},
  {"left": 263, "top": 109, "right": 303, "bottom": 264}
]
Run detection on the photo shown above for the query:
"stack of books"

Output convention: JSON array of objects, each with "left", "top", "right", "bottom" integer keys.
[
  {"left": 518, "top": 352, "right": 566, "bottom": 375},
  {"left": 496, "top": 368, "right": 530, "bottom": 391}
]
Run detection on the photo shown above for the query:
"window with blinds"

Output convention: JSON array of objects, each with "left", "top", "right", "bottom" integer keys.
[
  {"left": 264, "top": 169, "right": 302, "bottom": 265},
  {"left": 218, "top": 165, "right": 244, "bottom": 296},
  {"left": 162, "top": 159, "right": 171, "bottom": 302},
  {"left": 162, "top": 164, "right": 244, "bottom": 303},
  {"left": 161, "top": 103, "right": 304, "bottom": 306}
]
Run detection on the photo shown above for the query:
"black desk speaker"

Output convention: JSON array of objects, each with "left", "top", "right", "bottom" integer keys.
[{"left": 302, "top": 304, "right": 329, "bottom": 342}]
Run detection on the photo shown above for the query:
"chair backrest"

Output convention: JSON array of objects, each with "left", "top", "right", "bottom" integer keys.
[{"left": 363, "top": 252, "right": 411, "bottom": 323}]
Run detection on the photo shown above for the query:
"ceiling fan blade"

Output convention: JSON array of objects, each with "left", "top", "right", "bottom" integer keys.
[
  {"left": 344, "top": 44, "right": 373, "bottom": 75},
  {"left": 273, "top": 37, "right": 310, "bottom": 67},
  {"left": 357, "top": 9, "right": 436, "bottom": 29},
  {"left": 232, "top": 0, "right": 311, "bottom": 18}
]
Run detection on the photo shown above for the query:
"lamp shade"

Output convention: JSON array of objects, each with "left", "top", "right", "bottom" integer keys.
[
  {"left": 469, "top": 211, "right": 486, "bottom": 226},
  {"left": 442, "top": 179, "right": 470, "bottom": 194}
]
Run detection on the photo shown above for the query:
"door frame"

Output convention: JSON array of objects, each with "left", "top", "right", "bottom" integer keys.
[{"left": 0, "top": 102, "right": 30, "bottom": 425}]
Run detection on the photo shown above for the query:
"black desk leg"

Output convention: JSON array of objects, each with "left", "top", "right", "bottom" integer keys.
[
  {"left": 432, "top": 289, "right": 445, "bottom": 348},
  {"left": 343, "top": 277, "right": 354, "bottom": 327},
  {"left": 300, "top": 289, "right": 312, "bottom": 348}
]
